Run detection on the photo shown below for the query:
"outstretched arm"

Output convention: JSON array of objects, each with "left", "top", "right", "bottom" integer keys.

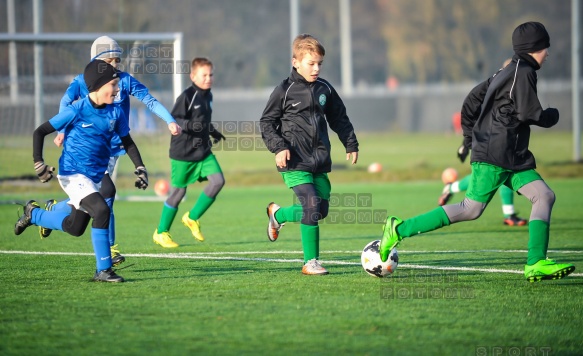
[{"left": 128, "top": 75, "right": 181, "bottom": 135}]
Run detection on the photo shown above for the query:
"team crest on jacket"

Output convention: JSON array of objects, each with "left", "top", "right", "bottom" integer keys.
[
  {"left": 319, "top": 94, "right": 326, "bottom": 107},
  {"left": 109, "top": 120, "right": 116, "bottom": 132}
]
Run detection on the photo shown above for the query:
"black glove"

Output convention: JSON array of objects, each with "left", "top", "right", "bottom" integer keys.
[
  {"left": 457, "top": 145, "right": 469, "bottom": 163},
  {"left": 134, "top": 166, "right": 148, "bottom": 190},
  {"left": 34, "top": 161, "right": 55, "bottom": 183},
  {"left": 211, "top": 131, "right": 226, "bottom": 144}
]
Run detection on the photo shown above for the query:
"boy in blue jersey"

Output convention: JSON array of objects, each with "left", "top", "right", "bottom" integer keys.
[
  {"left": 14, "top": 60, "right": 149, "bottom": 282},
  {"left": 378, "top": 22, "right": 575, "bottom": 282},
  {"left": 40, "top": 36, "right": 181, "bottom": 266}
]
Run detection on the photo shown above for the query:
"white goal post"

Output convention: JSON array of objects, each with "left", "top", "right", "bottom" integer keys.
[{"left": 0, "top": 32, "right": 183, "bottom": 129}]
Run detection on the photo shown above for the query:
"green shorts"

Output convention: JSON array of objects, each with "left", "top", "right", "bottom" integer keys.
[
  {"left": 281, "top": 171, "right": 331, "bottom": 200},
  {"left": 466, "top": 162, "right": 542, "bottom": 203},
  {"left": 171, "top": 154, "right": 222, "bottom": 188}
]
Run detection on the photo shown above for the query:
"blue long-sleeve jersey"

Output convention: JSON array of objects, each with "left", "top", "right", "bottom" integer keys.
[
  {"left": 59, "top": 71, "right": 175, "bottom": 156},
  {"left": 50, "top": 96, "right": 130, "bottom": 183}
]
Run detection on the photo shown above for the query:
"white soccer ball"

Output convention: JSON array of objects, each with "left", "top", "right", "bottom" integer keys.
[{"left": 361, "top": 239, "right": 398, "bottom": 278}]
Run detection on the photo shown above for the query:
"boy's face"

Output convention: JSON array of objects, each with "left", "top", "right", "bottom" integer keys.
[
  {"left": 96, "top": 78, "right": 120, "bottom": 104},
  {"left": 293, "top": 52, "right": 323, "bottom": 82},
  {"left": 101, "top": 57, "right": 121, "bottom": 69},
  {"left": 531, "top": 48, "right": 549, "bottom": 67},
  {"left": 190, "top": 64, "right": 214, "bottom": 90}
]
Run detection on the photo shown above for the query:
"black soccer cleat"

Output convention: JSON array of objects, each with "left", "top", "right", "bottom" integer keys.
[
  {"left": 14, "top": 200, "right": 40, "bottom": 235},
  {"left": 93, "top": 268, "right": 125, "bottom": 283}
]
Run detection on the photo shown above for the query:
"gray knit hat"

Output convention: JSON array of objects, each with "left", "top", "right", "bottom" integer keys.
[{"left": 90, "top": 36, "right": 123, "bottom": 61}]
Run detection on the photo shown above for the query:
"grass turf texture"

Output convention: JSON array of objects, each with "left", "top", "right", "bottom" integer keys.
[{"left": 1, "top": 180, "right": 582, "bottom": 355}]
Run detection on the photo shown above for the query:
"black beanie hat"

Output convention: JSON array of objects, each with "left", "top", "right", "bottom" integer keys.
[
  {"left": 84, "top": 59, "right": 118, "bottom": 92},
  {"left": 512, "top": 22, "right": 550, "bottom": 54}
]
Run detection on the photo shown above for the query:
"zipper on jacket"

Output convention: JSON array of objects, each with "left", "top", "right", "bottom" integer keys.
[{"left": 309, "top": 84, "right": 319, "bottom": 172}]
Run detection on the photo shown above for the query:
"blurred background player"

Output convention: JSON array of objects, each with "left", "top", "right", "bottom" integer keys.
[
  {"left": 439, "top": 174, "right": 527, "bottom": 226},
  {"left": 379, "top": 22, "right": 574, "bottom": 282},
  {"left": 41, "top": 36, "right": 181, "bottom": 265},
  {"left": 260, "top": 34, "right": 359, "bottom": 275},
  {"left": 14, "top": 60, "right": 149, "bottom": 282},
  {"left": 152, "top": 57, "right": 225, "bottom": 248}
]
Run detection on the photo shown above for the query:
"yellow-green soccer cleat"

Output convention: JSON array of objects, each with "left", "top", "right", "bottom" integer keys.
[
  {"left": 110, "top": 244, "right": 126, "bottom": 267},
  {"left": 181, "top": 212, "right": 205, "bottom": 242},
  {"left": 379, "top": 216, "right": 403, "bottom": 262},
  {"left": 153, "top": 229, "right": 179, "bottom": 248},
  {"left": 524, "top": 259, "right": 575, "bottom": 282},
  {"left": 39, "top": 199, "right": 57, "bottom": 239}
]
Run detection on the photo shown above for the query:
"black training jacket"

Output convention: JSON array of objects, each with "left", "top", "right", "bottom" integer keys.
[
  {"left": 169, "top": 83, "right": 222, "bottom": 162},
  {"left": 460, "top": 53, "right": 559, "bottom": 171},
  {"left": 260, "top": 68, "right": 359, "bottom": 173}
]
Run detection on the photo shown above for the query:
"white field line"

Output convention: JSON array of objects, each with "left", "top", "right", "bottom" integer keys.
[{"left": 1, "top": 250, "right": 581, "bottom": 277}]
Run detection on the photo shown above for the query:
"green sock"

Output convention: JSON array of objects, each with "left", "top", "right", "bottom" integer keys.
[
  {"left": 458, "top": 175, "right": 471, "bottom": 191},
  {"left": 189, "top": 192, "right": 215, "bottom": 220},
  {"left": 275, "top": 204, "right": 303, "bottom": 223},
  {"left": 527, "top": 220, "right": 549, "bottom": 265},
  {"left": 300, "top": 224, "right": 319, "bottom": 263},
  {"left": 157, "top": 204, "right": 178, "bottom": 233},
  {"left": 396, "top": 207, "right": 451, "bottom": 238},
  {"left": 499, "top": 185, "right": 514, "bottom": 217}
]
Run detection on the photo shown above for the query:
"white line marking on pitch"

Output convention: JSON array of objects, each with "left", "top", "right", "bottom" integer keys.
[{"left": 1, "top": 250, "right": 581, "bottom": 277}]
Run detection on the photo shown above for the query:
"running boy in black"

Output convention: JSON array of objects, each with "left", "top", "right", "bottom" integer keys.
[
  {"left": 153, "top": 58, "right": 225, "bottom": 248},
  {"left": 379, "top": 22, "right": 574, "bottom": 282},
  {"left": 261, "top": 34, "right": 359, "bottom": 275}
]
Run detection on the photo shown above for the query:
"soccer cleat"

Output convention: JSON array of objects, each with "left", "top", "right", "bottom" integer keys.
[
  {"left": 93, "top": 268, "right": 125, "bottom": 283},
  {"left": 14, "top": 200, "right": 40, "bottom": 235},
  {"left": 503, "top": 214, "right": 527, "bottom": 226},
  {"left": 181, "top": 213, "right": 205, "bottom": 242},
  {"left": 524, "top": 259, "right": 575, "bottom": 282},
  {"left": 266, "top": 202, "right": 285, "bottom": 242},
  {"left": 437, "top": 184, "right": 453, "bottom": 206},
  {"left": 39, "top": 199, "right": 57, "bottom": 239},
  {"left": 153, "top": 229, "right": 179, "bottom": 248},
  {"left": 301, "top": 259, "right": 329, "bottom": 275},
  {"left": 110, "top": 244, "right": 126, "bottom": 267},
  {"left": 379, "top": 216, "right": 404, "bottom": 262}
]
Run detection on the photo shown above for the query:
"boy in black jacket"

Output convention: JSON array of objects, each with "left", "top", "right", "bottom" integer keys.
[
  {"left": 379, "top": 22, "right": 574, "bottom": 282},
  {"left": 260, "top": 34, "right": 359, "bottom": 275},
  {"left": 153, "top": 58, "right": 225, "bottom": 248}
]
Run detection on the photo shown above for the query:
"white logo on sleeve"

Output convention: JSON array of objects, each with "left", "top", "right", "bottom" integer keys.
[
  {"left": 291, "top": 102, "right": 301, "bottom": 107},
  {"left": 194, "top": 105, "right": 201, "bottom": 109},
  {"left": 81, "top": 123, "right": 93, "bottom": 128}
]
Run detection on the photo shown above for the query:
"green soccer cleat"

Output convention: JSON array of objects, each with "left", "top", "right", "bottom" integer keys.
[
  {"left": 39, "top": 199, "right": 57, "bottom": 239},
  {"left": 524, "top": 259, "right": 575, "bottom": 282},
  {"left": 379, "top": 216, "right": 404, "bottom": 262}
]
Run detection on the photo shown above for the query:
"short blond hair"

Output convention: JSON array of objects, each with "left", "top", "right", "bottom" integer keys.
[
  {"left": 292, "top": 34, "right": 325, "bottom": 61},
  {"left": 191, "top": 57, "right": 213, "bottom": 71}
]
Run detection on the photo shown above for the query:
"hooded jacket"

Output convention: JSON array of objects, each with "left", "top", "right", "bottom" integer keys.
[
  {"left": 460, "top": 53, "right": 559, "bottom": 171},
  {"left": 169, "top": 83, "right": 223, "bottom": 162},
  {"left": 260, "top": 68, "right": 359, "bottom": 173}
]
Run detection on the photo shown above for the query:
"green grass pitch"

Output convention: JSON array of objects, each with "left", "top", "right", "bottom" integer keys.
[{"left": 0, "top": 132, "right": 582, "bottom": 354}]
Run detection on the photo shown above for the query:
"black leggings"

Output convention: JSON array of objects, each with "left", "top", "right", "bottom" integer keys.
[
  {"left": 292, "top": 183, "right": 329, "bottom": 226},
  {"left": 62, "top": 192, "right": 110, "bottom": 236}
]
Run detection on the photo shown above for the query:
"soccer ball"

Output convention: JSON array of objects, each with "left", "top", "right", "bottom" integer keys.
[
  {"left": 441, "top": 167, "right": 458, "bottom": 184},
  {"left": 361, "top": 240, "right": 398, "bottom": 278},
  {"left": 367, "top": 162, "right": 383, "bottom": 173},
  {"left": 154, "top": 179, "right": 170, "bottom": 197}
]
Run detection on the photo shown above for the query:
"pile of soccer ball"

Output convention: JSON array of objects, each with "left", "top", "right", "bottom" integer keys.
[{"left": 361, "top": 239, "right": 398, "bottom": 278}]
